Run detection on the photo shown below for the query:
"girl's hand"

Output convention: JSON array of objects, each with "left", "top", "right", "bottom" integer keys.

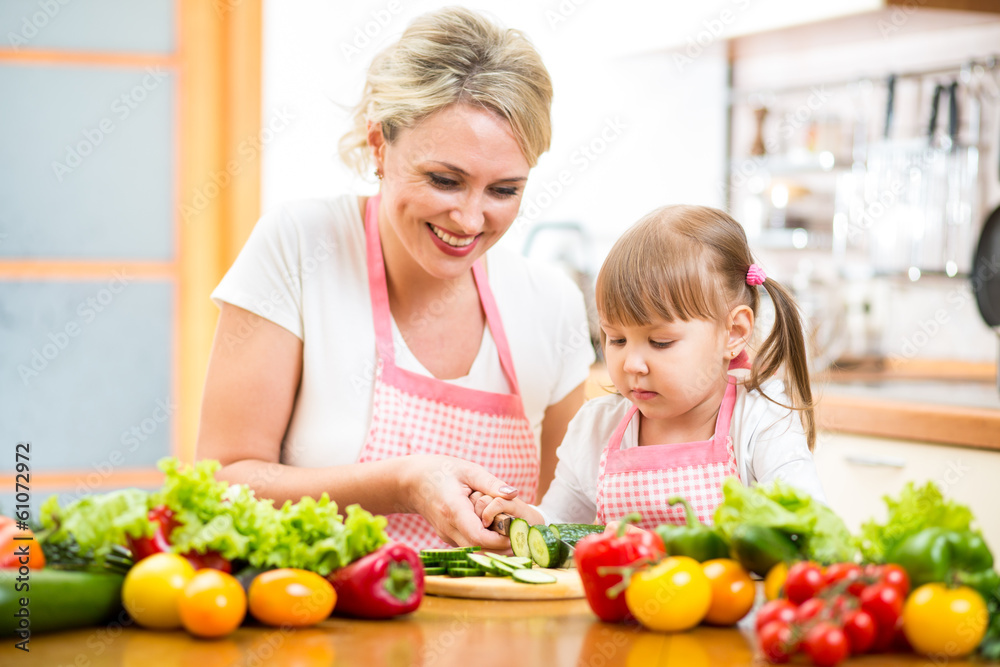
[
  {"left": 471, "top": 492, "right": 544, "bottom": 528},
  {"left": 400, "top": 454, "right": 519, "bottom": 550},
  {"left": 603, "top": 520, "right": 652, "bottom": 537}
]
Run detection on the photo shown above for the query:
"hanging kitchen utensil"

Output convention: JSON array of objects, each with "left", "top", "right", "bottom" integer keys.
[
  {"left": 972, "top": 61, "right": 1000, "bottom": 393},
  {"left": 866, "top": 75, "right": 899, "bottom": 273},
  {"left": 947, "top": 68, "right": 982, "bottom": 277},
  {"left": 972, "top": 205, "right": 1000, "bottom": 393}
]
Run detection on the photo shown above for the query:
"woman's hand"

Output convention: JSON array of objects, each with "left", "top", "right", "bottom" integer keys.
[{"left": 400, "top": 454, "right": 520, "bottom": 550}]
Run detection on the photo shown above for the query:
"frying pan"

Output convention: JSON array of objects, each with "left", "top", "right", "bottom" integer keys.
[
  {"left": 972, "top": 85, "right": 1000, "bottom": 392},
  {"left": 973, "top": 204, "right": 1000, "bottom": 393}
]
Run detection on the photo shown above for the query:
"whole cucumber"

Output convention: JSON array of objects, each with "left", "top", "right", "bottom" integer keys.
[
  {"left": 729, "top": 525, "right": 800, "bottom": 577},
  {"left": 0, "top": 568, "right": 125, "bottom": 637}
]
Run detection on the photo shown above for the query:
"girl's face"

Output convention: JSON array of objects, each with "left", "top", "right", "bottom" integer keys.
[
  {"left": 601, "top": 316, "right": 733, "bottom": 426},
  {"left": 369, "top": 103, "right": 530, "bottom": 281}
]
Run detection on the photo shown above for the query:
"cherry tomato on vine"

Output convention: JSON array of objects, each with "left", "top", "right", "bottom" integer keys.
[
  {"left": 759, "top": 621, "right": 797, "bottom": 664},
  {"left": 803, "top": 622, "right": 849, "bottom": 667},
  {"left": 795, "top": 597, "right": 827, "bottom": 624},
  {"left": 841, "top": 608, "right": 876, "bottom": 654},
  {"left": 822, "top": 562, "right": 861, "bottom": 589},
  {"left": 785, "top": 561, "right": 825, "bottom": 604},
  {"left": 878, "top": 564, "right": 910, "bottom": 597},
  {"left": 756, "top": 598, "right": 797, "bottom": 633},
  {"left": 860, "top": 582, "right": 903, "bottom": 632}
]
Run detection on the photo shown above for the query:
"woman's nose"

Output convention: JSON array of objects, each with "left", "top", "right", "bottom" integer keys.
[{"left": 449, "top": 191, "right": 485, "bottom": 234}]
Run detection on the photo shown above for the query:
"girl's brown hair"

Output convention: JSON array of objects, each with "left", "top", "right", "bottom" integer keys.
[{"left": 595, "top": 205, "right": 815, "bottom": 449}]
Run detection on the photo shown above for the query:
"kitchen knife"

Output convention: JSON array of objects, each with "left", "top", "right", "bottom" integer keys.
[{"left": 489, "top": 512, "right": 515, "bottom": 536}]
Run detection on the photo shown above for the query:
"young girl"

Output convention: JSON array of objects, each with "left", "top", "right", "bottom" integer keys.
[{"left": 475, "top": 205, "right": 825, "bottom": 531}]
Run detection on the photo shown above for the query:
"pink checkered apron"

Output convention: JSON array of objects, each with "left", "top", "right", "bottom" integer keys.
[
  {"left": 356, "top": 195, "right": 538, "bottom": 550},
  {"left": 595, "top": 371, "right": 743, "bottom": 530}
]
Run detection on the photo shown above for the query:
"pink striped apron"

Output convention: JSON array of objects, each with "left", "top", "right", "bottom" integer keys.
[
  {"left": 595, "top": 360, "right": 747, "bottom": 530},
  {"left": 356, "top": 195, "right": 539, "bottom": 549}
]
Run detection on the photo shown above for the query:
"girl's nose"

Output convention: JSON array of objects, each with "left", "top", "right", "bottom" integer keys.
[{"left": 622, "top": 348, "right": 647, "bottom": 375}]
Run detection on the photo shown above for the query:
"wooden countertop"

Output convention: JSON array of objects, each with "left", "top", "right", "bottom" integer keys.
[
  {"left": 10, "top": 595, "right": 981, "bottom": 666},
  {"left": 587, "top": 359, "right": 1000, "bottom": 451}
]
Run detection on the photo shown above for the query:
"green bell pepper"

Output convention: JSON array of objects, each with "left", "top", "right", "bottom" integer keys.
[
  {"left": 654, "top": 497, "right": 729, "bottom": 563},
  {"left": 887, "top": 527, "right": 995, "bottom": 590}
]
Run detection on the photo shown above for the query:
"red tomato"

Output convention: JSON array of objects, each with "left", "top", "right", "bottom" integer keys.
[
  {"left": 823, "top": 562, "right": 861, "bottom": 588},
  {"left": 878, "top": 564, "right": 910, "bottom": 598},
  {"left": 803, "top": 622, "right": 850, "bottom": 667},
  {"left": 860, "top": 583, "right": 904, "bottom": 632},
  {"left": 785, "top": 561, "right": 825, "bottom": 604},
  {"left": 871, "top": 618, "right": 905, "bottom": 652},
  {"left": 756, "top": 599, "right": 797, "bottom": 633},
  {"left": 759, "top": 621, "right": 797, "bottom": 664},
  {"left": 842, "top": 608, "right": 876, "bottom": 654},
  {"left": 795, "top": 597, "right": 827, "bottom": 624}
]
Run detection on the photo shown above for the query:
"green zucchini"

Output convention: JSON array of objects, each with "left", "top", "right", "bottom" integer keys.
[
  {"left": 509, "top": 518, "right": 532, "bottom": 559},
  {"left": 551, "top": 523, "right": 604, "bottom": 546},
  {"left": 1, "top": 569, "right": 125, "bottom": 637},
  {"left": 527, "top": 525, "right": 565, "bottom": 568}
]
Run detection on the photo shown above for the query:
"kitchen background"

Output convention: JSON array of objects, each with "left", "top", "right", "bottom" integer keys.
[{"left": 1, "top": 1, "right": 998, "bottom": 547}]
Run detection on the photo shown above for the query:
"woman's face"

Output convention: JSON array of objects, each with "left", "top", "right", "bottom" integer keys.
[{"left": 370, "top": 103, "right": 530, "bottom": 280}]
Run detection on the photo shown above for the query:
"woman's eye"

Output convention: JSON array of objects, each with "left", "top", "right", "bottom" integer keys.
[
  {"left": 429, "top": 174, "right": 459, "bottom": 188},
  {"left": 492, "top": 186, "right": 519, "bottom": 199}
]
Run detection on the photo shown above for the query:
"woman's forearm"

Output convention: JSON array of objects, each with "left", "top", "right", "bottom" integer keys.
[{"left": 214, "top": 457, "right": 412, "bottom": 514}]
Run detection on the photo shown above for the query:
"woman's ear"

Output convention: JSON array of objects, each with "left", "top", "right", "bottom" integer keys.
[
  {"left": 725, "top": 305, "right": 754, "bottom": 358},
  {"left": 366, "top": 121, "right": 386, "bottom": 172}
]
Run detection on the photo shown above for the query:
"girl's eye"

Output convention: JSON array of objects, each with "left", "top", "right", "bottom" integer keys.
[
  {"left": 429, "top": 173, "right": 459, "bottom": 189},
  {"left": 606, "top": 338, "right": 626, "bottom": 346},
  {"left": 650, "top": 340, "right": 673, "bottom": 349}
]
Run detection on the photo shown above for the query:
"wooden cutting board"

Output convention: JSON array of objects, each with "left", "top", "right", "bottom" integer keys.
[{"left": 424, "top": 568, "right": 584, "bottom": 601}]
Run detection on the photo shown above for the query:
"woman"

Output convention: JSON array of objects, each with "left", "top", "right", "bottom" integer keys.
[{"left": 196, "top": 7, "right": 594, "bottom": 550}]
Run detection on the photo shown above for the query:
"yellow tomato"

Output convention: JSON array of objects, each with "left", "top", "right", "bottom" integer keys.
[
  {"left": 701, "top": 559, "right": 755, "bottom": 625},
  {"left": 902, "top": 583, "right": 988, "bottom": 658},
  {"left": 178, "top": 569, "right": 247, "bottom": 638},
  {"left": 122, "top": 553, "right": 196, "bottom": 630},
  {"left": 248, "top": 569, "right": 336, "bottom": 627},
  {"left": 764, "top": 561, "right": 788, "bottom": 601},
  {"left": 624, "top": 556, "right": 711, "bottom": 632}
]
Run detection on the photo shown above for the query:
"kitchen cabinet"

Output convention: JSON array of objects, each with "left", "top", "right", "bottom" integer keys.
[{"left": 813, "top": 431, "right": 1000, "bottom": 553}]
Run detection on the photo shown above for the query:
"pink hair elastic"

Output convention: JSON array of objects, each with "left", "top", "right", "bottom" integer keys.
[{"left": 746, "top": 264, "right": 766, "bottom": 286}]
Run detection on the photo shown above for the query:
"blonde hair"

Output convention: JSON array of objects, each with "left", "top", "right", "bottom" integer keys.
[
  {"left": 595, "top": 205, "right": 816, "bottom": 449},
  {"left": 338, "top": 7, "right": 553, "bottom": 173}
]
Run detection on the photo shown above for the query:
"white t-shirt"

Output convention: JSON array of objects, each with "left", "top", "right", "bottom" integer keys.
[
  {"left": 211, "top": 195, "right": 596, "bottom": 467},
  {"left": 538, "top": 370, "right": 826, "bottom": 524}
]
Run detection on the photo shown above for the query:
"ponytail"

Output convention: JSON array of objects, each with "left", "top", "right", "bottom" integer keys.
[{"left": 748, "top": 278, "right": 816, "bottom": 450}]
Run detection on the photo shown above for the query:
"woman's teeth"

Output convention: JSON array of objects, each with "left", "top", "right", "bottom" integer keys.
[{"left": 430, "top": 224, "right": 475, "bottom": 248}]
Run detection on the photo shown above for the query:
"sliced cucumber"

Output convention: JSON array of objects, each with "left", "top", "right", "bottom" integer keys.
[
  {"left": 512, "top": 569, "right": 557, "bottom": 584},
  {"left": 447, "top": 567, "right": 484, "bottom": 577},
  {"left": 421, "top": 549, "right": 469, "bottom": 561},
  {"left": 423, "top": 566, "right": 447, "bottom": 576},
  {"left": 466, "top": 553, "right": 498, "bottom": 573},
  {"left": 483, "top": 552, "right": 531, "bottom": 569},
  {"left": 527, "top": 525, "right": 564, "bottom": 568},
  {"left": 490, "top": 560, "right": 517, "bottom": 576},
  {"left": 509, "top": 518, "right": 532, "bottom": 559}
]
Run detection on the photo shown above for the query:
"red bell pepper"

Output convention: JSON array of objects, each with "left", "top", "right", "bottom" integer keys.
[
  {"left": 126, "top": 505, "right": 231, "bottom": 573},
  {"left": 327, "top": 542, "right": 424, "bottom": 619},
  {"left": 575, "top": 513, "right": 665, "bottom": 623}
]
